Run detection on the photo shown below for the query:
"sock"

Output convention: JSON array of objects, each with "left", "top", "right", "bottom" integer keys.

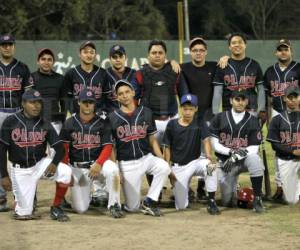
[
  {"left": 250, "top": 176, "right": 263, "bottom": 197},
  {"left": 145, "top": 197, "right": 153, "bottom": 204},
  {"left": 53, "top": 182, "right": 68, "bottom": 207},
  {"left": 208, "top": 192, "right": 215, "bottom": 200}
]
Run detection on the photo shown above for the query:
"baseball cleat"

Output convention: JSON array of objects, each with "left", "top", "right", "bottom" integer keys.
[
  {"left": 207, "top": 199, "right": 220, "bottom": 215},
  {"left": 271, "top": 188, "right": 285, "bottom": 203},
  {"left": 50, "top": 206, "right": 70, "bottom": 222},
  {"left": 13, "top": 213, "right": 41, "bottom": 220},
  {"left": 109, "top": 203, "right": 124, "bottom": 218},
  {"left": 141, "top": 199, "right": 161, "bottom": 217},
  {"left": 253, "top": 196, "right": 264, "bottom": 213},
  {"left": 90, "top": 197, "right": 108, "bottom": 208}
]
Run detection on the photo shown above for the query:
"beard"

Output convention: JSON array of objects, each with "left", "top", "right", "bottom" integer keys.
[{"left": 278, "top": 58, "right": 290, "bottom": 64}]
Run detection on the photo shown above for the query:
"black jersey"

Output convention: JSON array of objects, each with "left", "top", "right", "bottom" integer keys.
[
  {"left": 64, "top": 65, "right": 107, "bottom": 113},
  {"left": 104, "top": 66, "right": 137, "bottom": 112},
  {"left": 109, "top": 106, "right": 157, "bottom": 161},
  {"left": 60, "top": 113, "right": 112, "bottom": 164},
  {"left": 0, "top": 111, "right": 61, "bottom": 167},
  {"left": 209, "top": 110, "right": 262, "bottom": 161},
  {"left": 181, "top": 61, "right": 217, "bottom": 111},
  {"left": 267, "top": 111, "right": 300, "bottom": 160},
  {"left": 264, "top": 61, "right": 300, "bottom": 112},
  {"left": 0, "top": 58, "right": 31, "bottom": 109},
  {"left": 31, "top": 70, "right": 66, "bottom": 121},
  {"left": 162, "top": 118, "right": 210, "bottom": 165},
  {"left": 213, "top": 57, "right": 264, "bottom": 111}
]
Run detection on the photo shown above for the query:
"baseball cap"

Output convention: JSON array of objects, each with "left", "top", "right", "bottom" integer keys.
[
  {"left": 0, "top": 34, "right": 15, "bottom": 45},
  {"left": 22, "top": 89, "right": 43, "bottom": 101},
  {"left": 78, "top": 88, "right": 96, "bottom": 102},
  {"left": 189, "top": 37, "right": 207, "bottom": 49},
  {"left": 180, "top": 94, "right": 198, "bottom": 106},
  {"left": 231, "top": 89, "right": 248, "bottom": 98},
  {"left": 284, "top": 86, "right": 300, "bottom": 96},
  {"left": 276, "top": 39, "right": 291, "bottom": 49},
  {"left": 79, "top": 41, "right": 96, "bottom": 51},
  {"left": 38, "top": 48, "right": 55, "bottom": 60},
  {"left": 109, "top": 44, "right": 126, "bottom": 57},
  {"left": 114, "top": 79, "right": 134, "bottom": 93}
]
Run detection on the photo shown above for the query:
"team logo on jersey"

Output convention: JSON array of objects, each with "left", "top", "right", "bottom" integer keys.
[
  {"left": 34, "top": 91, "right": 40, "bottom": 97},
  {"left": 74, "top": 84, "right": 102, "bottom": 99},
  {"left": 270, "top": 80, "right": 298, "bottom": 97},
  {"left": 280, "top": 131, "right": 300, "bottom": 147},
  {"left": 71, "top": 132, "right": 101, "bottom": 149},
  {"left": 219, "top": 132, "right": 249, "bottom": 148},
  {"left": 11, "top": 128, "right": 47, "bottom": 147},
  {"left": 0, "top": 76, "right": 22, "bottom": 91},
  {"left": 154, "top": 81, "right": 165, "bottom": 86},
  {"left": 116, "top": 124, "right": 148, "bottom": 142},
  {"left": 224, "top": 74, "right": 256, "bottom": 90}
]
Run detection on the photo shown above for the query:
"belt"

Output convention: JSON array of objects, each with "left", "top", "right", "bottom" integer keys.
[
  {"left": 73, "top": 161, "right": 94, "bottom": 169},
  {"left": 13, "top": 163, "right": 32, "bottom": 169},
  {"left": 0, "top": 107, "right": 20, "bottom": 113}
]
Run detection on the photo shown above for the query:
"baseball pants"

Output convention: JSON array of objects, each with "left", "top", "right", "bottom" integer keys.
[
  {"left": 218, "top": 154, "right": 264, "bottom": 206},
  {"left": 119, "top": 153, "right": 170, "bottom": 212},
  {"left": 70, "top": 160, "right": 121, "bottom": 214},
  {"left": 172, "top": 157, "right": 217, "bottom": 210},
  {"left": 10, "top": 157, "right": 72, "bottom": 216},
  {"left": 277, "top": 158, "right": 300, "bottom": 204}
]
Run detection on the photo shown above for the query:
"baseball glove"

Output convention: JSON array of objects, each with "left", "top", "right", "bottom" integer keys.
[
  {"left": 230, "top": 148, "right": 248, "bottom": 161},
  {"left": 207, "top": 162, "right": 219, "bottom": 176},
  {"left": 222, "top": 156, "right": 236, "bottom": 173}
]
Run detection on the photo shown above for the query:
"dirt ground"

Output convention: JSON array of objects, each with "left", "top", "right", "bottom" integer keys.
[{"left": 0, "top": 178, "right": 299, "bottom": 250}]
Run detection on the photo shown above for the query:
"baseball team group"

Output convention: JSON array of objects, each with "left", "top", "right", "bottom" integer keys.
[{"left": 0, "top": 32, "right": 299, "bottom": 222}]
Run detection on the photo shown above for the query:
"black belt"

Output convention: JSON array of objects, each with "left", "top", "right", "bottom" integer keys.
[
  {"left": 13, "top": 163, "right": 33, "bottom": 169},
  {"left": 73, "top": 161, "right": 94, "bottom": 169}
]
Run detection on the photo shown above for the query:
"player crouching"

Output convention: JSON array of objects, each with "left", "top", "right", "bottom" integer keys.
[
  {"left": 162, "top": 94, "right": 219, "bottom": 215},
  {"left": 60, "top": 88, "right": 123, "bottom": 218},
  {"left": 267, "top": 86, "right": 300, "bottom": 205},
  {"left": 209, "top": 90, "right": 265, "bottom": 213},
  {"left": 0, "top": 89, "right": 72, "bottom": 221}
]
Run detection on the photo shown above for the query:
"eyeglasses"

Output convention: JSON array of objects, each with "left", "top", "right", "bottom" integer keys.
[{"left": 191, "top": 49, "right": 206, "bottom": 53}]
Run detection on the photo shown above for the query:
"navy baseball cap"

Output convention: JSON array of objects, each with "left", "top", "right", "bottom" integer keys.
[
  {"left": 0, "top": 34, "right": 15, "bottom": 45},
  {"left": 276, "top": 39, "right": 291, "bottom": 49},
  {"left": 109, "top": 44, "right": 126, "bottom": 57},
  {"left": 38, "top": 48, "right": 55, "bottom": 60},
  {"left": 22, "top": 89, "right": 43, "bottom": 101},
  {"left": 180, "top": 94, "right": 198, "bottom": 106},
  {"left": 231, "top": 89, "right": 248, "bottom": 98},
  {"left": 79, "top": 41, "right": 96, "bottom": 51},
  {"left": 78, "top": 88, "right": 96, "bottom": 102},
  {"left": 284, "top": 86, "right": 300, "bottom": 96},
  {"left": 114, "top": 79, "right": 134, "bottom": 93},
  {"left": 189, "top": 37, "right": 207, "bottom": 49}
]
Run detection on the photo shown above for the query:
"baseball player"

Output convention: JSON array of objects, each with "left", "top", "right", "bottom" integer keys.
[
  {"left": 267, "top": 86, "right": 300, "bottom": 204},
  {"left": 209, "top": 90, "right": 265, "bottom": 213},
  {"left": 264, "top": 39, "right": 300, "bottom": 201},
  {"left": 104, "top": 44, "right": 138, "bottom": 113},
  {"left": 212, "top": 33, "right": 266, "bottom": 122},
  {"left": 64, "top": 41, "right": 108, "bottom": 205},
  {"left": 0, "top": 89, "right": 72, "bottom": 221},
  {"left": 109, "top": 79, "right": 170, "bottom": 216},
  {"left": 162, "top": 94, "right": 219, "bottom": 214},
  {"left": 0, "top": 34, "right": 32, "bottom": 212},
  {"left": 60, "top": 88, "right": 123, "bottom": 218}
]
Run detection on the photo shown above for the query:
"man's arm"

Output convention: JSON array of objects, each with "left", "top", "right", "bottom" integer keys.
[
  {"left": 149, "top": 134, "right": 163, "bottom": 158},
  {"left": 212, "top": 85, "right": 223, "bottom": 114},
  {"left": 203, "top": 137, "right": 213, "bottom": 160}
]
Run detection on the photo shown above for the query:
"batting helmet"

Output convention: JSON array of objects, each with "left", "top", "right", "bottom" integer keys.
[{"left": 237, "top": 187, "right": 254, "bottom": 209}]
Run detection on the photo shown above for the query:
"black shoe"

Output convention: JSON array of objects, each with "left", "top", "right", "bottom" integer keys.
[
  {"left": 141, "top": 198, "right": 161, "bottom": 217},
  {"left": 189, "top": 188, "right": 196, "bottom": 202},
  {"left": 197, "top": 187, "right": 208, "bottom": 201},
  {"left": 109, "top": 203, "right": 124, "bottom": 218},
  {"left": 61, "top": 197, "right": 72, "bottom": 209},
  {"left": 13, "top": 213, "right": 41, "bottom": 220},
  {"left": 50, "top": 206, "right": 70, "bottom": 222},
  {"left": 90, "top": 197, "right": 108, "bottom": 208},
  {"left": 253, "top": 196, "right": 264, "bottom": 213},
  {"left": 207, "top": 199, "right": 220, "bottom": 215},
  {"left": 272, "top": 188, "right": 284, "bottom": 203}
]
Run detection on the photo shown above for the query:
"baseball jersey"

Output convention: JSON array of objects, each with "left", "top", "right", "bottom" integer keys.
[
  {"left": 213, "top": 57, "right": 264, "bottom": 111},
  {"left": 181, "top": 61, "right": 217, "bottom": 111},
  {"left": 31, "top": 70, "right": 66, "bottom": 121},
  {"left": 104, "top": 66, "right": 137, "bottom": 112},
  {"left": 60, "top": 113, "right": 112, "bottom": 164},
  {"left": 0, "top": 58, "right": 31, "bottom": 109},
  {"left": 209, "top": 110, "right": 262, "bottom": 161},
  {"left": 0, "top": 111, "right": 61, "bottom": 167},
  {"left": 264, "top": 61, "right": 300, "bottom": 112},
  {"left": 109, "top": 106, "right": 157, "bottom": 161},
  {"left": 162, "top": 118, "right": 210, "bottom": 165},
  {"left": 267, "top": 111, "right": 300, "bottom": 160},
  {"left": 64, "top": 65, "right": 107, "bottom": 113}
]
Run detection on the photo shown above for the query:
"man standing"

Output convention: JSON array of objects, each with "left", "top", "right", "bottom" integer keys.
[
  {"left": 0, "top": 89, "right": 72, "bottom": 221},
  {"left": 104, "top": 44, "right": 137, "bottom": 112},
  {"left": 210, "top": 90, "right": 265, "bottom": 213},
  {"left": 0, "top": 34, "right": 32, "bottom": 212},
  {"left": 264, "top": 39, "right": 300, "bottom": 201},
  {"left": 212, "top": 33, "right": 266, "bottom": 121},
  {"left": 60, "top": 88, "right": 123, "bottom": 218},
  {"left": 109, "top": 79, "right": 170, "bottom": 216}
]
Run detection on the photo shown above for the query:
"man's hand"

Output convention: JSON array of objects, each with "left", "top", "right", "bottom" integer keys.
[
  {"left": 217, "top": 55, "right": 230, "bottom": 69},
  {"left": 293, "top": 149, "right": 300, "bottom": 156},
  {"left": 168, "top": 171, "right": 177, "bottom": 187},
  {"left": 170, "top": 60, "right": 181, "bottom": 74},
  {"left": 44, "top": 163, "right": 57, "bottom": 178},
  {"left": 89, "top": 162, "right": 102, "bottom": 178},
  {"left": 1, "top": 177, "right": 12, "bottom": 191}
]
